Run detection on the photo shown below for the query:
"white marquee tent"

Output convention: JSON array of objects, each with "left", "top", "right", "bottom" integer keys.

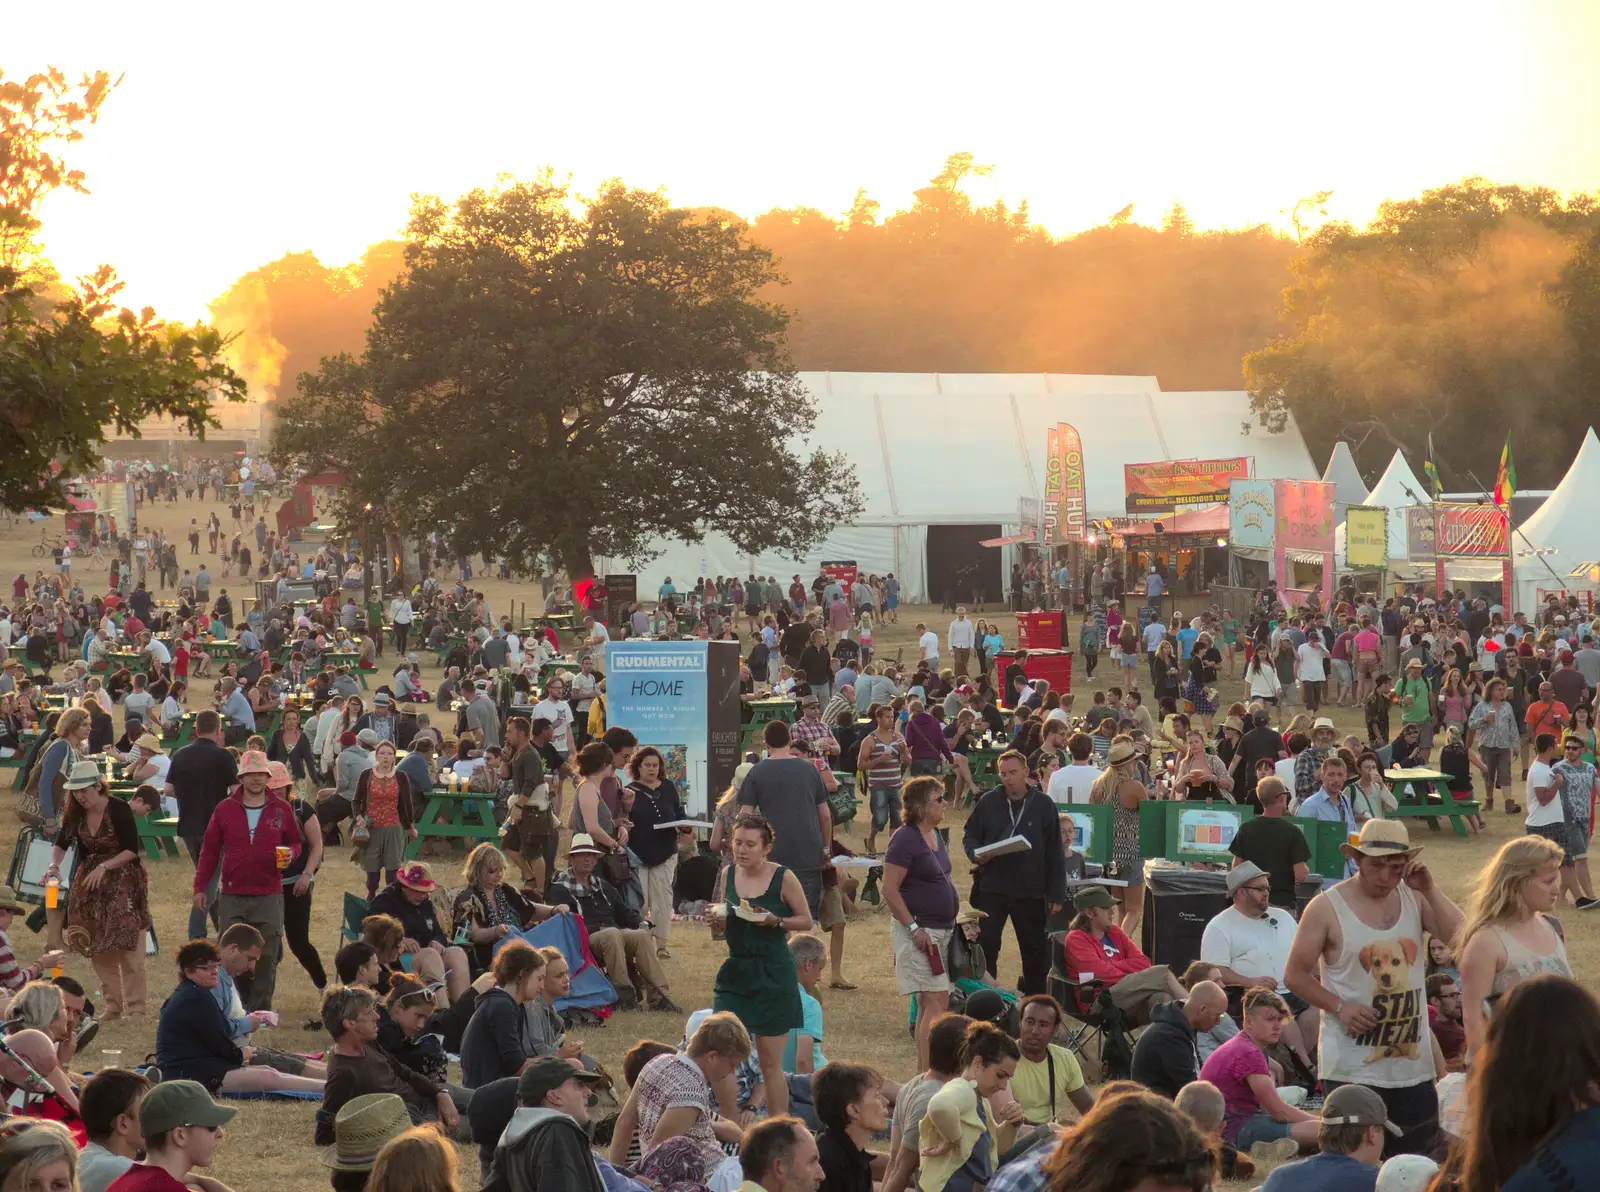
[
  {"left": 1512, "top": 427, "right": 1600, "bottom": 613},
  {"left": 1334, "top": 450, "right": 1427, "bottom": 573},
  {"left": 1322, "top": 440, "right": 1369, "bottom": 517},
  {"left": 610, "top": 372, "right": 1319, "bottom": 602}
]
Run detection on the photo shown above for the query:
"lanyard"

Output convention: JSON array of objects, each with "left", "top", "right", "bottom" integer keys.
[{"left": 1007, "top": 794, "right": 1028, "bottom": 836}]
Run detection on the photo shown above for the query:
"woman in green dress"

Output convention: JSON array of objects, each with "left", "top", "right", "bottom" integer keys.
[{"left": 713, "top": 811, "right": 814, "bottom": 1119}]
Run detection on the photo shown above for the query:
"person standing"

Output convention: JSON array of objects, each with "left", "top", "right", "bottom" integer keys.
[
  {"left": 1227, "top": 778, "right": 1311, "bottom": 911},
  {"left": 351, "top": 741, "right": 416, "bottom": 902},
  {"left": 882, "top": 777, "right": 962, "bottom": 1074},
  {"left": 1284, "top": 819, "right": 1464, "bottom": 1158},
  {"left": 625, "top": 746, "right": 687, "bottom": 959},
  {"left": 46, "top": 759, "right": 150, "bottom": 1020},
  {"left": 737, "top": 720, "right": 832, "bottom": 919},
  {"left": 268, "top": 761, "right": 327, "bottom": 996},
  {"left": 948, "top": 608, "right": 975, "bottom": 679},
  {"left": 1298, "top": 755, "right": 1360, "bottom": 886},
  {"left": 1296, "top": 631, "right": 1330, "bottom": 714},
  {"left": 1466, "top": 676, "right": 1520, "bottom": 814},
  {"left": 1551, "top": 733, "right": 1600, "bottom": 907},
  {"left": 389, "top": 592, "right": 413, "bottom": 657},
  {"left": 962, "top": 750, "right": 1065, "bottom": 995},
  {"left": 164, "top": 709, "right": 238, "bottom": 941},
  {"left": 856, "top": 704, "right": 910, "bottom": 858},
  {"left": 713, "top": 813, "right": 815, "bottom": 1120},
  {"left": 192, "top": 750, "right": 301, "bottom": 1011}
]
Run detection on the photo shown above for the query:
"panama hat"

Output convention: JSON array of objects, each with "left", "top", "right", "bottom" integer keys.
[
  {"left": 566, "top": 833, "right": 605, "bottom": 858},
  {"left": 1341, "top": 818, "right": 1422, "bottom": 861},
  {"left": 63, "top": 759, "right": 103, "bottom": 790},
  {"left": 134, "top": 734, "right": 165, "bottom": 754},
  {"left": 1106, "top": 740, "right": 1139, "bottom": 766},
  {"left": 319, "top": 1093, "right": 411, "bottom": 1171}
]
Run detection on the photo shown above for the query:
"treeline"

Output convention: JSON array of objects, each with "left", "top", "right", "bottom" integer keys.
[{"left": 211, "top": 159, "right": 1600, "bottom": 488}]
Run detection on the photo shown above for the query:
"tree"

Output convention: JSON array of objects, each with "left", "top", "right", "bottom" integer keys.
[
  {"left": 270, "top": 173, "right": 861, "bottom": 582},
  {"left": 1245, "top": 179, "right": 1600, "bottom": 488},
  {"left": 0, "top": 68, "right": 245, "bottom": 511},
  {"left": 1161, "top": 201, "right": 1194, "bottom": 238}
]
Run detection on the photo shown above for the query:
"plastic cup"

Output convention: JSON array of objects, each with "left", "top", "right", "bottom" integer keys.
[
  {"left": 101, "top": 1049, "right": 123, "bottom": 1069},
  {"left": 275, "top": 846, "right": 291, "bottom": 870}
]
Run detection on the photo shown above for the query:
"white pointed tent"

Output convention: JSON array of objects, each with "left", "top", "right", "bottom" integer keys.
[
  {"left": 1322, "top": 441, "right": 1369, "bottom": 513},
  {"left": 1512, "top": 428, "right": 1600, "bottom": 613},
  {"left": 1334, "top": 450, "right": 1427, "bottom": 573}
]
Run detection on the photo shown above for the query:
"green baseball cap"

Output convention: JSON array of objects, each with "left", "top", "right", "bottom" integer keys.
[{"left": 138, "top": 1080, "right": 238, "bottom": 1135}]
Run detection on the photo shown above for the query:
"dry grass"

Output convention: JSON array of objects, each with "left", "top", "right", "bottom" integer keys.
[{"left": 2, "top": 496, "right": 1589, "bottom": 1190}]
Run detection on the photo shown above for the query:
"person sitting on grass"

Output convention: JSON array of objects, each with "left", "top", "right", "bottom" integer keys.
[
  {"left": 334, "top": 942, "right": 382, "bottom": 990},
  {"left": 1258, "top": 1084, "right": 1396, "bottom": 1191},
  {"left": 811, "top": 1061, "right": 890, "bottom": 1192},
  {"left": 106, "top": 1078, "right": 239, "bottom": 1192},
  {"left": 364, "top": 863, "right": 471, "bottom": 1008},
  {"left": 155, "top": 940, "right": 324, "bottom": 1098},
  {"left": 379, "top": 974, "right": 491, "bottom": 1090},
  {"left": 1198, "top": 988, "right": 1318, "bottom": 1158},
  {"left": 317, "top": 985, "right": 465, "bottom": 1148},
  {"left": 1175, "top": 1079, "right": 1256, "bottom": 1184},
  {"left": 529, "top": 948, "right": 594, "bottom": 1070},
  {"left": 77, "top": 1068, "right": 151, "bottom": 1192},
  {"left": 478, "top": 1056, "right": 611, "bottom": 1192},
  {"left": 608, "top": 1012, "right": 750, "bottom": 1171},
  {"left": 212, "top": 924, "right": 326, "bottom": 1081},
  {"left": 319, "top": 1093, "right": 413, "bottom": 1192},
  {"left": 459, "top": 941, "right": 546, "bottom": 1089}
]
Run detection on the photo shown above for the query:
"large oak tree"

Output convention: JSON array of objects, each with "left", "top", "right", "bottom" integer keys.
[{"left": 271, "top": 174, "right": 861, "bottom": 581}]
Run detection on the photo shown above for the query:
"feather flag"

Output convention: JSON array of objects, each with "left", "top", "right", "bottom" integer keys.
[
  {"left": 1423, "top": 432, "right": 1442, "bottom": 500},
  {"left": 1493, "top": 434, "right": 1516, "bottom": 509}
]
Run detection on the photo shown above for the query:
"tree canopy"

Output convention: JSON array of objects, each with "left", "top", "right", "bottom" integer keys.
[
  {"left": 269, "top": 174, "right": 861, "bottom": 580},
  {"left": 1244, "top": 179, "right": 1600, "bottom": 489},
  {"left": 0, "top": 67, "right": 245, "bottom": 512}
]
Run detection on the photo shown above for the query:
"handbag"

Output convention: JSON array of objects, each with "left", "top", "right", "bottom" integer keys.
[
  {"left": 599, "top": 849, "right": 631, "bottom": 888},
  {"left": 946, "top": 925, "right": 986, "bottom": 982}
]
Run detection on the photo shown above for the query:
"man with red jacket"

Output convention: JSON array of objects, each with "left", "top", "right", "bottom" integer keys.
[
  {"left": 1061, "top": 885, "right": 1187, "bottom": 1027},
  {"left": 193, "top": 750, "right": 301, "bottom": 1011}
]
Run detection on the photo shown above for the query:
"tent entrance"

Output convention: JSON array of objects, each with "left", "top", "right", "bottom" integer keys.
[{"left": 927, "top": 524, "right": 1002, "bottom": 610}]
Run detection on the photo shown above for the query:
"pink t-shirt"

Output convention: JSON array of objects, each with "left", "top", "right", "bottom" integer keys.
[
  {"left": 1198, "top": 1031, "right": 1269, "bottom": 1143},
  {"left": 1355, "top": 629, "right": 1381, "bottom": 653}
]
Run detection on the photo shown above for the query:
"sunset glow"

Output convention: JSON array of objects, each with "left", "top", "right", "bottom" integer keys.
[{"left": 10, "top": 0, "right": 1600, "bottom": 321}]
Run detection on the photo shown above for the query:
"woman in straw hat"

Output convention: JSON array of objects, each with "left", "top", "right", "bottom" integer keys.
[
  {"left": 321, "top": 1093, "right": 412, "bottom": 1192},
  {"left": 1090, "top": 737, "right": 1150, "bottom": 937},
  {"left": 1456, "top": 834, "right": 1571, "bottom": 1057},
  {"left": 46, "top": 758, "right": 149, "bottom": 1019}
]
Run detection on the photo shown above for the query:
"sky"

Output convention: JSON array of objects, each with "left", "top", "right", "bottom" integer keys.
[{"left": 10, "top": 0, "right": 1600, "bottom": 322}]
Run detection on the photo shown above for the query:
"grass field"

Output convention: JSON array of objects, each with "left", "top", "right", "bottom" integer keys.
[{"left": 1, "top": 494, "right": 1585, "bottom": 1189}]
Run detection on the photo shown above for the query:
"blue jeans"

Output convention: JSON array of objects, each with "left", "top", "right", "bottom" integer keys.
[
  {"left": 870, "top": 785, "right": 903, "bottom": 832},
  {"left": 1235, "top": 1112, "right": 1293, "bottom": 1149},
  {"left": 184, "top": 836, "right": 220, "bottom": 940}
]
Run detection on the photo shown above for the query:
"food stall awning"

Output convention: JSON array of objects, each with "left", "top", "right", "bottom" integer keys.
[{"left": 1111, "top": 504, "right": 1229, "bottom": 546}]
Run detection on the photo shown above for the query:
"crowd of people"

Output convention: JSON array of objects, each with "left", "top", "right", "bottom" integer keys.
[{"left": 5, "top": 508, "right": 1600, "bottom": 1192}]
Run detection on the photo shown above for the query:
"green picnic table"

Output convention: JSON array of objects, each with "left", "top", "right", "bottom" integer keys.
[
  {"left": 406, "top": 788, "right": 500, "bottom": 857},
  {"left": 104, "top": 650, "right": 147, "bottom": 674},
  {"left": 135, "top": 815, "right": 181, "bottom": 860},
  {"left": 324, "top": 651, "right": 367, "bottom": 689},
  {"left": 1385, "top": 767, "right": 1481, "bottom": 837},
  {"left": 545, "top": 613, "right": 578, "bottom": 632},
  {"left": 947, "top": 745, "right": 1006, "bottom": 805},
  {"left": 742, "top": 697, "right": 799, "bottom": 750},
  {"left": 201, "top": 640, "right": 240, "bottom": 662}
]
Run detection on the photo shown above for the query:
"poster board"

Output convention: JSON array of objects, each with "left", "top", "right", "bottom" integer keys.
[
  {"left": 1054, "top": 801, "right": 1114, "bottom": 864},
  {"left": 1140, "top": 800, "right": 1255, "bottom": 863},
  {"left": 1228, "top": 479, "right": 1276, "bottom": 550},
  {"left": 1343, "top": 505, "right": 1388, "bottom": 569}
]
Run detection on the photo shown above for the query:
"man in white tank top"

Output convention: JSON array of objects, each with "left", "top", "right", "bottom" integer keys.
[{"left": 1284, "top": 819, "right": 1465, "bottom": 1158}]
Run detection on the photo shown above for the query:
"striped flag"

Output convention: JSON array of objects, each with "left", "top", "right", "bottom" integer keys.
[{"left": 1493, "top": 434, "right": 1516, "bottom": 509}]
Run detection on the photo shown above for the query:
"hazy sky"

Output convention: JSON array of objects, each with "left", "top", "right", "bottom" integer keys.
[{"left": 11, "top": 0, "right": 1600, "bottom": 321}]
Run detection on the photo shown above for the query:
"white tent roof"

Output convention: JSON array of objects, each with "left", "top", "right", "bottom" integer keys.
[
  {"left": 1322, "top": 441, "right": 1369, "bottom": 507},
  {"left": 1514, "top": 428, "right": 1600, "bottom": 612},
  {"left": 614, "top": 372, "right": 1320, "bottom": 601}
]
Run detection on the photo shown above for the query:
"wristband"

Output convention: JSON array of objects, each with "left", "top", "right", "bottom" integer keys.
[{"left": 1333, "top": 997, "right": 1345, "bottom": 1015}]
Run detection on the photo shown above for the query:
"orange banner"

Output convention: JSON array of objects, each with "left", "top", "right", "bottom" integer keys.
[
  {"left": 1124, "top": 457, "right": 1250, "bottom": 514},
  {"left": 1043, "top": 424, "right": 1086, "bottom": 544}
]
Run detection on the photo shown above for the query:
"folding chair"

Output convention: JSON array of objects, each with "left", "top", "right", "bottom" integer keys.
[
  {"left": 336, "top": 892, "right": 368, "bottom": 957},
  {"left": 1046, "top": 931, "right": 1139, "bottom": 1080}
]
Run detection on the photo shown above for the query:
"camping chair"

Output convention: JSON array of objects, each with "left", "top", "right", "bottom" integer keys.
[
  {"left": 1046, "top": 931, "right": 1138, "bottom": 1081},
  {"left": 337, "top": 892, "right": 368, "bottom": 956}
]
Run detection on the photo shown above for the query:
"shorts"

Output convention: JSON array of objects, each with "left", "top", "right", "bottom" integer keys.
[
  {"left": 1529, "top": 820, "right": 1578, "bottom": 866},
  {"left": 890, "top": 919, "right": 951, "bottom": 995},
  {"left": 870, "top": 786, "right": 903, "bottom": 832},
  {"left": 1331, "top": 659, "right": 1353, "bottom": 685},
  {"left": 1321, "top": 1079, "right": 1438, "bottom": 1158},
  {"left": 1357, "top": 653, "right": 1379, "bottom": 679},
  {"left": 1234, "top": 1112, "right": 1292, "bottom": 1149},
  {"left": 819, "top": 885, "right": 846, "bottom": 930}
]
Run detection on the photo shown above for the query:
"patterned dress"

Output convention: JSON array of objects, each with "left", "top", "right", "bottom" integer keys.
[{"left": 66, "top": 804, "right": 150, "bottom": 955}]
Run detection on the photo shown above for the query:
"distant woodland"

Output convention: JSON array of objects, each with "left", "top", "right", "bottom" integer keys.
[{"left": 213, "top": 156, "right": 1600, "bottom": 489}]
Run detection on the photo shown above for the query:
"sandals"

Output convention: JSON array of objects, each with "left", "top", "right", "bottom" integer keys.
[{"left": 828, "top": 978, "right": 858, "bottom": 990}]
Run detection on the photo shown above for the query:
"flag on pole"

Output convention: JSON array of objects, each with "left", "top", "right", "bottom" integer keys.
[
  {"left": 1493, "top": 434, "right": 1516, "bottom": 509},
  {"left": 1423, "top": 432, "right": 1442, "bottom": 500}
]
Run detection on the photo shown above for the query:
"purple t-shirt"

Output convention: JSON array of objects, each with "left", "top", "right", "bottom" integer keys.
[
  {"left": 884, "top": 825, "right": 959, "bottom": 929},
  {"left": 1198, "top": 1031, "right": 1270, "bottom": 1143}
]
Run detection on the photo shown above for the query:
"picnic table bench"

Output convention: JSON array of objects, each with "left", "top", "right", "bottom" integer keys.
[
  {"left": 135, "top": 815, "right": 181, "bottom": 861},
  {"left": 1385, "top": 767, "right": 1480, "bottom": 837},
  {"left": 406, "top": 788, "right": 500, "bottom": 858}
]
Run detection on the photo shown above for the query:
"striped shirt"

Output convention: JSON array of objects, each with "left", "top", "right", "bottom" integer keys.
[{"left": 863, "top": 733, "right": 906, "bottom": 789}]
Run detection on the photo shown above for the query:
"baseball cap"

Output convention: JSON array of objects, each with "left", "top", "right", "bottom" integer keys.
[
  {"left": 1321, "top": 1084, "right": 1401, "bottom": 1135},
  {"left": 517, "top": 1056, "right": 603, "bottom": 1105},
  {"left": 1376, "top": 1155, "right": 1440, "bottom": 1192},
  {"left": 1225, "top": 861, "right": 1268, "bottom": 895},
  {"left": 138, "top": 1079, "right": 238, "bottom": 1135},
  {"left": 1073, "top": 885, "right": 1117, "bottom": 910}
]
